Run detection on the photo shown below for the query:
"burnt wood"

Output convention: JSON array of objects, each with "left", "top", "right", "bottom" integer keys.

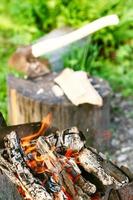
[
  {"left": 0, "top": 113, "right": 22, "bottom": 200},
  {"left": 104, "top": 182, "right": 133, "bottom": 200},
  {"left": 0, "top": 114, "right": 133, "bottom": 200},
  {"left": 0, "top": 122, "right": 41, "bottom": 148},
  {"left": 7, "top": 73, "right": 111, "bottom": 151},
  {"left": 0, "top": 112, "right": 57, "bottom": 149}
]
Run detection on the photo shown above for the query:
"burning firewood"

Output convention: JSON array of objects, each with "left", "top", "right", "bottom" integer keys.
[
  {"left": 0, "top": 114, "right": 131, "bottom": 200},
  {"left": 78, "top": 148, "right": 128, "bottom": 187},
  {"left": 5, "top": 131, "right": 53, "bottom": 200},
  {"left": 35, "top": 127, "right": 128, "bottom": 188},
  {"left": 36, "top": 136, "right": 96, "bottom": 199}
]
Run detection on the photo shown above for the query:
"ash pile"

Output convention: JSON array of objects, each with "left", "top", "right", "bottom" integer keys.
[{"left": 0, "top": 114, "right": 132, "bottom": 200}]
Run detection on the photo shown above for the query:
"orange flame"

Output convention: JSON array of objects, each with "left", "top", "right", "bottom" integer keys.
[
  {"left": 24, "top": 146, "right": 36, "bottom": 154},
  {"left": 21, "top": 113, "right": 52, "bottom": 143},
  {"left": 17, "top": 113, "right": 99, "bottom": 200},
  {"left": 20, "top": 114, "right": 52, "bottom": 174}
]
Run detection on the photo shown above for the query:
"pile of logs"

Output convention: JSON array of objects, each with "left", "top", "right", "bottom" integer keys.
[{"left": 0, "top": 113, "right": 133, "bottom": 200}]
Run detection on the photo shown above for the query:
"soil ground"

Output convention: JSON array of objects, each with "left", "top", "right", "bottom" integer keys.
[{"left": 110, "top": 93, "right": 133, "bottom": 171}]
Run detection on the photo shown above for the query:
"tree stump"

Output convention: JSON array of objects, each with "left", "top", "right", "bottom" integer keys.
[{"left": 7, "top": 73, "right": 111, "bottom": 151}]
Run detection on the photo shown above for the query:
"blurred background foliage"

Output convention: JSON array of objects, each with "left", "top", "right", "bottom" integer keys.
[{"left": 0, "top": 0, "right": 133, "bottom": 118}]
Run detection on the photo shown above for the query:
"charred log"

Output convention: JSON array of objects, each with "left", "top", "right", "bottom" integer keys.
[
  {"left": 0, "top": 115, "right": 132, "bottom": 200},
  {"left": 5, "top": 131, "right": 53, "bottom": 200}
]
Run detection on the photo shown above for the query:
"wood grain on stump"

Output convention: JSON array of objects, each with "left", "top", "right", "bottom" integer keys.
[{"left": 7, "top": 73, "right": 111, "bottom": 151}]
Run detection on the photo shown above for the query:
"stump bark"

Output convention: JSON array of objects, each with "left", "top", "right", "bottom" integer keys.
[{"left": 7, "top": 73, "right": 111, "bottom": 151}]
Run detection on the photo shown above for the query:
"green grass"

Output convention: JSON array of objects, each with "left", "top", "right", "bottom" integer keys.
[{"left": 0, "top": 33, "right": 15, "bottom": 119}]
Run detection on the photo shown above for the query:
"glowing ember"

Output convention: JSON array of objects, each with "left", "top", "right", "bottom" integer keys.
[{"left": 0, "top": 114, "right": 129, "bottom": 200}]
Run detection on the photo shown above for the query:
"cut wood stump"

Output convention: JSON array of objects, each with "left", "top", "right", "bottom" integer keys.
[{"left": 7, "top": 73, "right": 111, "bottom": 151}]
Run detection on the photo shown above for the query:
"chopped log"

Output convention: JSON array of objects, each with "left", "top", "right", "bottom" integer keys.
[
  {"left": 7, "top": 73, "right": 111, "bottom": 151},
  {"left": 1, "top": 131, "right": 93, "bottom": 200},
  {"left": 5, "top": 131, "right": 53, "bottom": 200},
  {"left": 0, "top": 115, "right": 133, "bottom": 200},
  {"left": 36, "top": 135, "right": 95, "bottom": 198},
  {"left": 54, "top": 68, "right": 103, "bottom": 106},
  {"left": 78, "top": 148, "right": 129, "bottom": 188},
  {"left": 0, "top": 113, "right": 23, "bottom": 200},
  {"left": 34, "top": 129, "right": 129, "bottom": 190}
]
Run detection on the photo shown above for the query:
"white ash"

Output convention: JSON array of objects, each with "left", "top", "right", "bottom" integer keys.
[{"left": 6, "top": 131, "right": 53, "bottom": 200}]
